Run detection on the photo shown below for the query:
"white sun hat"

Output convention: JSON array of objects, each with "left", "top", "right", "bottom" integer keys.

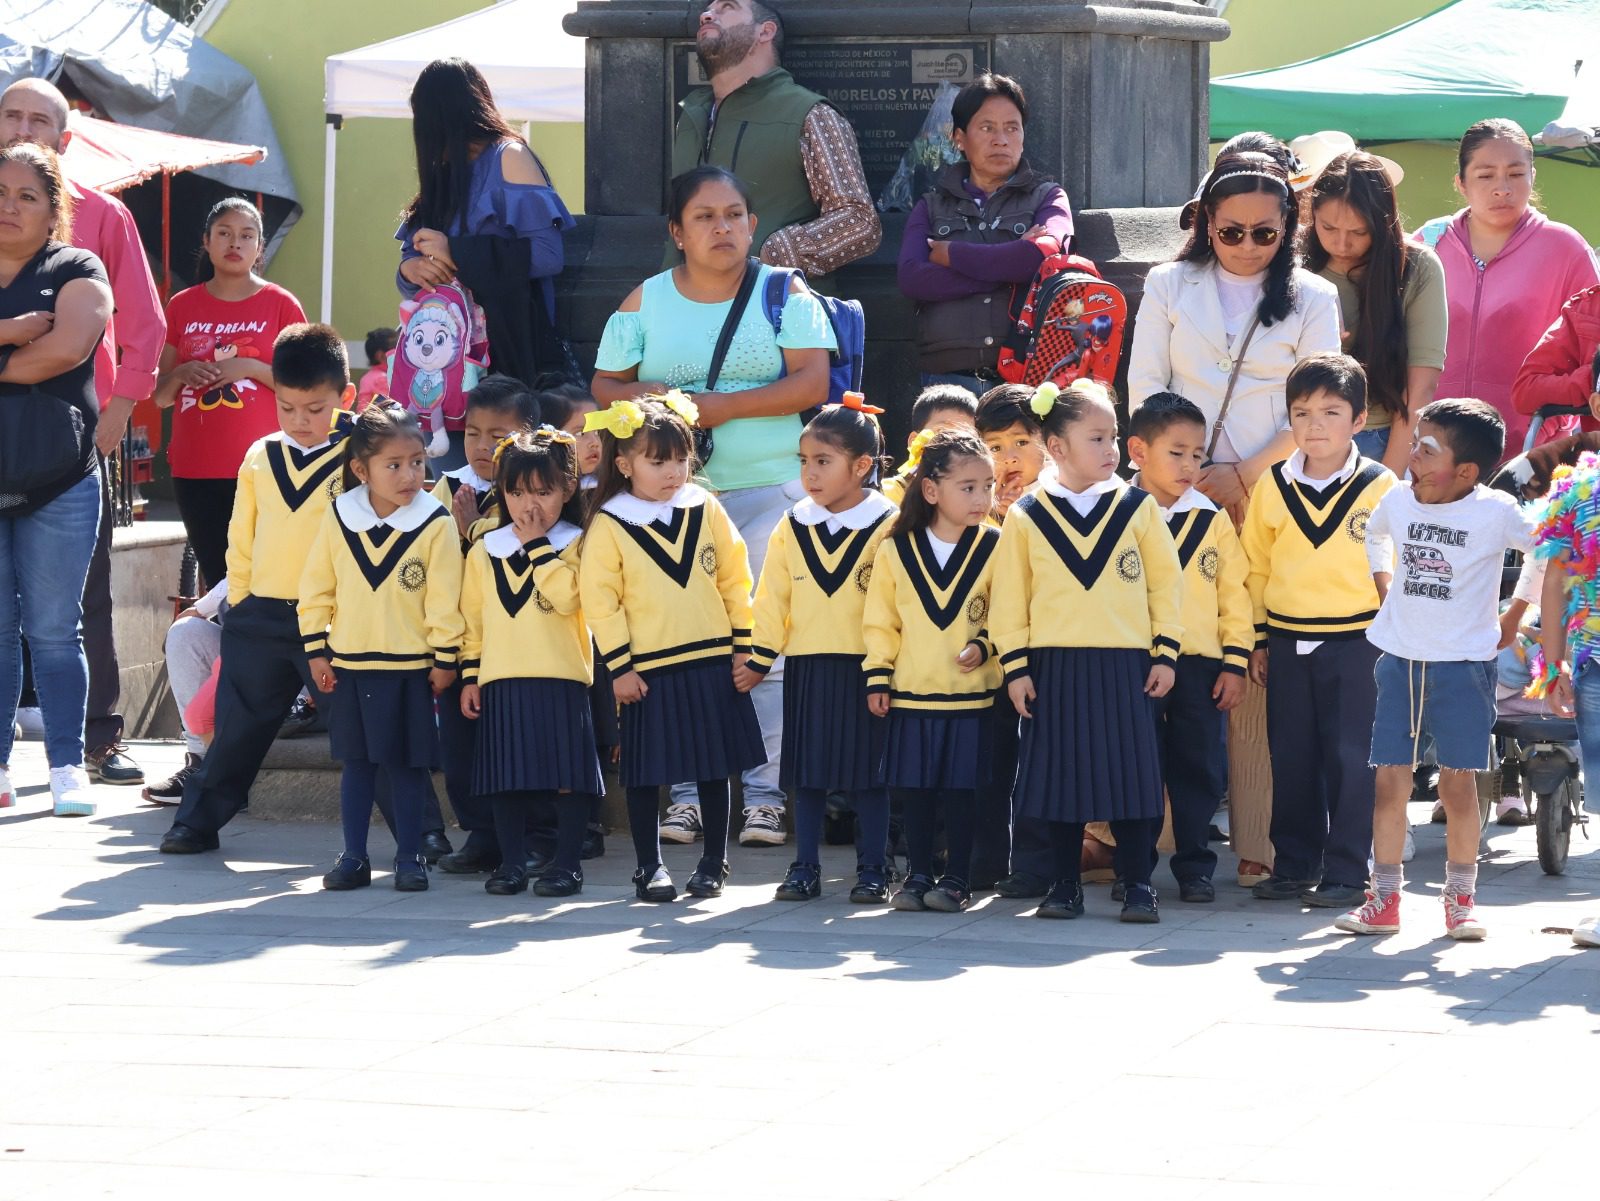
[{"left": 1289, "top": 130, "right": 1405, "bottom": 191}]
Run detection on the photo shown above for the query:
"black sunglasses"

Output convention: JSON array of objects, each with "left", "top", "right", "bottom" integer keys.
[{"left": 1213, "top": 225, "right": 1282, "bottom": 247}]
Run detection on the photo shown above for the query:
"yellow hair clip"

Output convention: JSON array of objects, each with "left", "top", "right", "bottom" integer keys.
[
  {"left": 491, "top": 432, "right": 519, "bottom": 465},
  {"left": 661, "top": 389, "right": 700, "bottom": 427},
  {"left": 533, "top": 424, "right": 578, "bottom": 446},
  {"left": 901, "top": 426, "right": 937, "bottom": 475},
  {"left": 583, "top": 400, "right": 646, "bottom": 440},
  {"left": 1029, "top": 381, "right": 1061, "bottom": 418}
]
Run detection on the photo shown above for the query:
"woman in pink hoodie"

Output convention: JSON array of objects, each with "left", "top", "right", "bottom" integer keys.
[{"left": 1414, "top": 118, "right": 1598, "bottom": 459}]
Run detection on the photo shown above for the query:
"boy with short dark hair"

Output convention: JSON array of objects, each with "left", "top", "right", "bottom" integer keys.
[
  {"left": 975, "top": 382, "right": 1050, "bottom": 519},
  {"left": 1338, "top": 397, "right": 1534, "bottom": 939},
  {"left": 883, "top": 384, "right": 979, "bottom": 505},
  {"left": 1127, "top": 392, "right": 1252, "bottom": 901},
  {"left": 160, "top": 324, "right": 359, "bottom": 853},
  {"left": 1240, "top": 352, "right": 1397, "bottom": 907}
]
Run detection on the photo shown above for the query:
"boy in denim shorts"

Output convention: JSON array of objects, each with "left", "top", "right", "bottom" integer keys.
[{"left": 1339, "top": 399, "right": 1537, "bottom": 940}]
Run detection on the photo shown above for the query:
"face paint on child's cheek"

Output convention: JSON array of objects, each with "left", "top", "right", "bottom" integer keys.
[{"left": 1417, "top": 435, "right": 1442, "bottom": 454}]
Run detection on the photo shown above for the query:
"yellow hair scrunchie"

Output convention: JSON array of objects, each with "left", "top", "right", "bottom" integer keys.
[
  {"left": 491, "top": 432, "right": 519, "bottom": 465},
  {"left": 901, "top": 426, "right": 937, "bottom": 475},
  {"left": 533, "top": 424, "right": 578, "bottom": 446},
  {"left": 583, "top": 400, "right": 646, "bottom": 440},
  {"left": 1029, "top": 381, "right": 1061, "bottom": 419},
  {"left": 661, "top": 389, "right": 700, "bottom": 428}
]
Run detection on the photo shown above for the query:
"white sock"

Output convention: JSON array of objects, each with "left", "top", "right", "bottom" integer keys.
[
  {"left": 1373, "top": 862, "right": 1403, "bottom": 899},
  {"left": 1444, "top": 860, "right": 1477, "bottom": 897}
]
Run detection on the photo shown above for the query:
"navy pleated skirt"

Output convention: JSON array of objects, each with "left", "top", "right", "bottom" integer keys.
[
  {"left": 619, "top": 658, "right": 767, "bottom": 788},
  {"left": 328, "top": 667, "right": 439, "bottom": 769},
  {"left": 472, "top": 677, "right": 606, "bottom": 797},
  {"left": 883, "top": 706, "right": 993, "bottom": 792},
  {"left": 780, "top": 653, "right": 886, "bottom": 792},
  {"left": 1014, "top": 647, "right": 1164, "bottom": 823},
  {"left": 589, "top": 643, "right": 620, "bottom": 751}
]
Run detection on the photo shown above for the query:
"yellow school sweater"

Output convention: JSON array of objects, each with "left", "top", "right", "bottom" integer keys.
[
  {"left": 430, "top": 466, "right": 502, "bottom": 550},
  {"left": 577, "top": 484, "right": 754, "bottom": 677},
  {"left": 1240, "top": 452, "right": 1396, "bottom": 644},
  {"left": 298, "top": 487, "right": 465, "bottom": 672},
  {"left": 460, "top": 520, "right": 591, "bottom": 687},
  {"left": 225, "top": 412, "right": 354, "bottom": 603},
  {"left": 747, "top": 492, "right": 897, "bottom": 673},
  {"left": 990, "top": 480, "right": 1184, "bottom": 681},
  {"left": 1164, "top": 493, "right": 1253, "bottom": 674},
  {"left": 862, "top": 524, "right": 1002, "bottom": 711}
]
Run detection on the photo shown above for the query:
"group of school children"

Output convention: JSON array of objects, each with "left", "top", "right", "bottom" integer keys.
[{"left": 157, "top": 319, "right": 1574, "bottom": 939}]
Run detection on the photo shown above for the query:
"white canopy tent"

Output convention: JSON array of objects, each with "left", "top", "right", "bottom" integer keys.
[
  {"left": 1539, "top": 53, "right": 1600, "bottom": 150},
  {"left": 320, "top": 0, "right": 585, "bottom": 321}
]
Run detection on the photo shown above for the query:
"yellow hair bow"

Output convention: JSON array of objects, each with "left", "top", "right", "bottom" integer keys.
[
  {"left": 583, "top": 400, "right": 646, "bottom": 440},
  {"left": 491, "top": 432, "right": 519, "bottom": 465},
  {"left": 1029, "top": 381, "right": 1061, "bottom": 419},
  {"left": 661, "top": 389, "right": 700, "bottom": 427},
  {"left": 533, "top": 424, "right": 578, "bottom": 446},
  {"left": 901, "top": 426, "right": 937, "bottom": 475}
]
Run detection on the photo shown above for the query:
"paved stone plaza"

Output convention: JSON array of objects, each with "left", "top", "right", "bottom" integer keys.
[{"left": 3, "top": 738, "right": 1596, "bottom": 1200}]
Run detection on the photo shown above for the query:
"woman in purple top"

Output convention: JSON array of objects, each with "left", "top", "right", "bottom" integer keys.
[
  {"left": 396, "top": 58, "right": 576, "bottom": 467},
  {"left": 896, "top": 73, "right": 1074, "bottom": 395}
]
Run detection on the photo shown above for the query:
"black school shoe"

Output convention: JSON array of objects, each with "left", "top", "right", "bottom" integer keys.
[
  {"left": 581, "top": 824, "right": 606, "bottom": 860},
  {"left": 1178, "top": 877, "right": 1216, "bottom": 904},
  {"left": 1302, "top": 881, "right": 1366, "bottom": 908},
  {"left": 437, "top": 841, "right": 500, "bottom": 874},
  {"left": 419, "top": 831, "right": 453, "bottom": 864},
  {"left": 686, "top": 858, "right": 731, "bottom": 898},
  {"left": 923, "top": 876, "right": 972, "bottom": 912},
  {"left": 1036, "top": 880, "right": 1085, "bottom": 919},
  {"left": 534, "top": 868, "right": 583, "bottom": 897},
  {"left": 1119, "top": 883, "right": 1160, "bottom": 924},
  {"left": 775, "top": 861, "right": 822, "bottom": 901},
  {"left": 891, "top": 872, "right": 936, "bottom": 911},
  {"left": 1111, "top": 879, "right": 1127, "bottom": 903},
  {"left": 995, "top": 871, "right": 1050, "bottom": 899},
  {"left": 322, "top": 854, "right": 371, "bottom": 891},
  {"left": 485, "top": 865, "right": 528, "bottom": 895},
  {"left": 159, "top": 823, "right": 219, "bottom": 854},
  {"left": 633, "top": 864, "right": 677, "bottom": 902},
  {"left": 393, "top": 857, "right": 430, "bottom": 892},
  {"left": 850, "top": 864, "right": 890, "bottom": 904},
  {"left": 1252, "top": 874, "right": 1318, "bottom": 901}
]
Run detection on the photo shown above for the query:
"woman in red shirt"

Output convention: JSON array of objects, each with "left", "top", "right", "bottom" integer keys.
[{"left": 154, "top": 198, "right": 306, "bottom": 588}]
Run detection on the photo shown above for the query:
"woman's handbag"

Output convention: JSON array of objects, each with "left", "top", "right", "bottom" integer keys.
[{"left": 0, "top": 386, "right": 86, "bottom": 495}]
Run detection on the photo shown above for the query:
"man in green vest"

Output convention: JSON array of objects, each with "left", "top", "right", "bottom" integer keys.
[{"left": 666, "top": 0, "right": 881, "bottom": 283}]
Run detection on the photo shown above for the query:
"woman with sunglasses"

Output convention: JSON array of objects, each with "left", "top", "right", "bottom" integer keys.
[
  {"left": 1303, "top": 151, "right": 1446, "bottom": 478},
  {"left": 1128, "top": 148, "right": 1341, "bottom": 890}
]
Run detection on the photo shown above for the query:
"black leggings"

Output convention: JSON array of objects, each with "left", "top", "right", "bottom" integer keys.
[
  {"left": 897, "top": 788, "right": 977, "bottom": 885},
  {"left": 173, "top": 476, "right": 238, "bottom": 592},
  {"left": 490, "top": 790, "right": 590, "bottom": 875},
  {"left": 626, "top": 780, "right": 730, "bottom": 874}
]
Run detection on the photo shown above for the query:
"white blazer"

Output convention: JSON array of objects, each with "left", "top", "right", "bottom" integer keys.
[{"left": 1128, "top": 260, "right": 1342, "bottom": 462}]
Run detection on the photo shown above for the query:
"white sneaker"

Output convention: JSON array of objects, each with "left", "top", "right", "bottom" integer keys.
[
  {"left": 1573, "top": 915, "right": 1600, "bottom": 948},
  {"left": 738, "top": 804, "right": 788, "bottom": 846},
  {"left": 0, "top": 764, "right": 12, "bottom": 808},
  {"left": 50, "top": 765, "right": 95, "bottom": 817},
  {"left": 658, "top": 802, "right": 702, "bottom": 844},
  {"left": 1402, "top": 825, "right": 1416, "bottom": 863}
]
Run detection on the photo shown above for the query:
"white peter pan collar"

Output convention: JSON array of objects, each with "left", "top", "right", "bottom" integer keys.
[
  {"left": 791, "top": 490, "right": 896, "bottom": 533},
  {"left": 484, "top": 520, "right": 581, "bottom": 559},
  {"left": 1159, "top": 486, "right": 1217, "bottom": 521},
  {"left": 278, "top": 431, "right": 332, "bottom": 455},
  {"left": 1285, "top": 442, "right": 1360, "bottom": 489},
  {"left": 443, "top": 463, "right": 491, "bottom": 493},
  {"left": 1043, "top": 475, "right": 1123, "bottom": 517},
  {"left": 601, "top": 482, "right": 708, "bottom": 527},
  {"left": 336, "top": 485, "right": 443, "bottom": 533}
]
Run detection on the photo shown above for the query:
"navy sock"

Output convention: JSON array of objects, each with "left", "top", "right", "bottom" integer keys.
[
  {"left": 1049, "top": 821, "right": 1086, "bottom": 885},
  {"left": 1111, "top": 818, "right": 1155, "bottom": 888},
  {"left": 938, "top": 789, "right": 977, "bottom": 886},
  {"left": 899, "top": 789, "right": 938, "bottom": 879},
  {"left": 554, "top": 793, "right": 589, "bottom": 874},
  {"left": 697, "top": 779, "right": 731, "bottom": 871},
  {"left": 625, "top": 786, "right": 661, "bottom": 870},
  {"left": 491, "top": 792, "right": 529, "bottom": 873},
  {"left": 793, "top": 787, "right": 827, "bottom": 864},
  {"left": 339, "top": 757, "right": 377, "bottom": 860},
  {"left": 386, "top": 765, "right": 427, "bottom": 863},
  {"left": 853, "top": 787, "right": 890, "bottom": 869}
]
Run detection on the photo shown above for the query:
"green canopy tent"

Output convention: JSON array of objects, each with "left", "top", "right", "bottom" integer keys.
[{"left": 1210, "top": 0, "right": 1599, "bottom": 143}]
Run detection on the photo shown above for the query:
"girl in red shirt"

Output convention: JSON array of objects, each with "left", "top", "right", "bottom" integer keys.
[{"left": 154, "top": 198, "right": 306, "bottom": 588}]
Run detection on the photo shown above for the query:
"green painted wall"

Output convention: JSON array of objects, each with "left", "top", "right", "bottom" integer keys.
[
  {"left": 202, "top": 0, "right": 585, "bottom": 349},
  {"left": 1211, "top": 0, "right": 1599, "bottom": 242}
]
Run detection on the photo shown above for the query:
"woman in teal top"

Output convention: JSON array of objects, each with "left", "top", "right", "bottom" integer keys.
[{"left": 591, "top": 165, "right": 835, "bottom": 845}]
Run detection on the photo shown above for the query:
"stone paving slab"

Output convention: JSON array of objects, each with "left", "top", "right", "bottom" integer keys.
[{"left": 1, "top": 738, "right": 1596, "bottom": 1198}]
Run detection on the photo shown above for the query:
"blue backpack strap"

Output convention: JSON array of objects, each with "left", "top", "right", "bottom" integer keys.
[{"left": 763, "top": 267, "right": 793, "bottom": 335}]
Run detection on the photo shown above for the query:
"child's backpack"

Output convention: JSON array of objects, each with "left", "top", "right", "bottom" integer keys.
[
  {"left": 760, "top": 267, "right": 866, "bottom": 414},
  {"left": 386, "top": 280, "right": 490, "bottom": 429},
  {"left": 997, "top": 240, "right": 1127, "bottom": 389}
]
